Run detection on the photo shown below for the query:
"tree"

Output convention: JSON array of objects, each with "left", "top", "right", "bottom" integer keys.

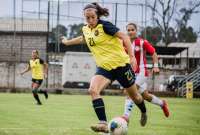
[
  {"left": 166, "top": 27, "right": 177, "bottom": 43},
  {"left": 141, "top": 26, "right": 162, "bottom": 45},
  {"left": 148, "top": 0, "right": 177, "bottom": 45},
  {"left": 59, "top": 23, "right": 89, "bottom": 52},
  {"left": 49, "top": 24, "right": 68, "bottom": 43},
  {"left": 175, "top": 1, "right": 200, "bottom": 42},
  {"left": 48, "top": 24, "right": 68, "bottom": 52},
  {"left": 148, "top": 0, "right": 200, "bottom": 45},
  {"left": 68, "top": 23, "right": 84, "bottom": 38},
  {"left": 177, "top": 26, "right": 197, "bottom": 42},
  {"left": 176, "top": 1, "right": 200, "bottom": 29}
]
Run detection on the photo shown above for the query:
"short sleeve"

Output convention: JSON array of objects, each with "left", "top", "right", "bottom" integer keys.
[
  {"left": 39, "top": 58, "right": 44, "bottom": 64},
  {"left": 143, "top": 40, "right": 155, "bottom": 55},
  {"left": 99, "top": 20, "right": 119, "bottom": 36}
]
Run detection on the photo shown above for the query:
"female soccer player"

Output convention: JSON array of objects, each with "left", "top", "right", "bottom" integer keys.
[
  {"left": 61, "top": 2, "right": 147, "bottom": 133},
  {"left": 20, "top": 50, "right": 48, "bottom": 105},
  {"left": 123, "top": 23, "right": 169, "bottom": 121}
]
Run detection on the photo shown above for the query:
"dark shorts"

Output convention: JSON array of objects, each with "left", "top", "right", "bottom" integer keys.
[
  {"left": 32, "top": 78, "right": 43, "bottom": 85},
  {"left": 95, "top": 64, "right": 135, "bottom": 88}
]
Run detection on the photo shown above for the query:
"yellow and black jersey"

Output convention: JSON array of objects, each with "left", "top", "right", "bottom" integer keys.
[
  {"left": 29, "top": 58, "right": 44, "bottom": 79},
  {"left": 82, "top": 20, "right": 129, "bottom": 71}
]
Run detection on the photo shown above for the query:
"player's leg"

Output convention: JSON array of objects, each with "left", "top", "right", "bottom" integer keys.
[
  {"left": 125, "top": 84, "right": 147, "bottom": 126},
  {"left": 116, "top": 64, "right": 147, "bottom": 126},
  {"left": 89, "top": 75, "right": 111, "bottom": 133},
  {"left": 38, "top": 89, "right": 48, "bottom": 99},
  {"left": 123, "top": 95, "right": 134, "bottom": 119},
  {"left": 31, "top": 80, "right": 42, "bottom": 105},
  {"left": 37, "top": 80, "right": 48, "bottom": 99},
  {"left": 142, "top": 90, "right": 169, "bottom": 117}
]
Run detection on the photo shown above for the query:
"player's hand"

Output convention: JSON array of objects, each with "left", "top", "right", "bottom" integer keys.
[
  {"left": 130, "top": 56, "right": 138, "bottom": 72},
  {"left": 152, "top": 67, "right": 160, "bottom": 74},
  {"left": 60, "top": 36, "right": 67, "bottom": 44}
]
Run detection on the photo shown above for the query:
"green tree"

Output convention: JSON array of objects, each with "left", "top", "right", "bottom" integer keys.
[
  {"left": 177, "top": 26, "right": 197, "bottom": 42},
  {"left": 166, "top": 27, "right": 176, "bottom": 43},
  {"left": 50, "top": 24, "right": 68, "bottom": 43},
  {"left": 141, "top": 26, "right": 162, "bottom": 45},
  {"left": 68, "top": 23, "right": 84, "bottom": 38}
]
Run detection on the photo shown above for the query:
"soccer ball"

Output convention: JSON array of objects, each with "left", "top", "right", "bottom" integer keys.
[{"left": 108, "top": 117, "right": 128, "bottom": 135}]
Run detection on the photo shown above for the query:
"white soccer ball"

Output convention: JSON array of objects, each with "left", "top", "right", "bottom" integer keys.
[{"left": 108, "top": 117, "right": 128, "bottom": 135}]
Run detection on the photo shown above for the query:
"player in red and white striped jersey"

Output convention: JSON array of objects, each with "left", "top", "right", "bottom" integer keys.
[{"left": 123, "top": 23, "right": 169, "bottom": 124}]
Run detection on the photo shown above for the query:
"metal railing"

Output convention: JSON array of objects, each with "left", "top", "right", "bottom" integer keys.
[{"left": 177, "top": 66, "right": 200, "bottom": 97}]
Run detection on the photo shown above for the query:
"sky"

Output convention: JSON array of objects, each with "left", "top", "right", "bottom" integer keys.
[{"left": 0, "top": 0, "right": 199, "bottom": 35}]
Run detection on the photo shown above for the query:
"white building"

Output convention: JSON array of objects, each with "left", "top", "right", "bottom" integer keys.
[{"left": 158, "top": 42, "right": 200, "bottom": 72}]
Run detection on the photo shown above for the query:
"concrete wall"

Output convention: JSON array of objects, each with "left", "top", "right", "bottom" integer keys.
[
  {"left": 0, "top": 34, "right": 46, "bottom": 62},
  {"left": 0, "top": 62, "right": 62, "bottom": 89},
  {"left": 0, "top": 62, "right": 185, "bottom": 91}
]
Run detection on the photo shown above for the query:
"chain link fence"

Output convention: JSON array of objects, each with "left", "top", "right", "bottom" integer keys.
[{"left": 0, "top": 0, "right": 154, "bottom": 90}]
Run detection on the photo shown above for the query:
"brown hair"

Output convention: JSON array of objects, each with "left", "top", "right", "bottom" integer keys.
[
  {"left": 126, "top": 22, "right": 137, "bottom": 31},
  {"left": 84, "top": 2, "right": 109, "bottom": 18},
  {"left": 32, "top": 50, "right": 39, "bottom": 57}
]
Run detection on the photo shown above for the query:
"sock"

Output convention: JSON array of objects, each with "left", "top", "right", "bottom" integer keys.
[
  {"left": 123, "top": 97, "right": 134, "bottom": 118},
  {"left": 135, "top": 100, "right": 146, "bottom": 113},
  {"left": 151, "top": 95, "right": 163, "bottom": 107},
  {"left": 32, "top": 89, "right": 41, "bottom": 104},
  {"left": 38, "top": 89, "right": 48, "bottom": 99},
  {"left": 92, "top": 98, "right": 107, "bottom": 122},
  {"left": 38, "top": 89, "right": 45, "bottom": 94}
]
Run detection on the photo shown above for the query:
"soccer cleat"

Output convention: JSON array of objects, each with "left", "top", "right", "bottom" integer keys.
[
  {"left": 44, "top": 91, "right": 48, "bottom": 99},
  {"left": 140, "top": 113, "right": 147, "bottom": 127},
  {"left": 162, "top": 100, "right": 169, "bottom": 117},
  {"left": 36, "top": 102, "right": 42, "bottom": 105},
  {"left": 90, "top": 121, "right": 109, "bottom": 133}
]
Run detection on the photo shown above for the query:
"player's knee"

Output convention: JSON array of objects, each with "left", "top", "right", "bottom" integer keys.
[
  {"left": 129, "top": 93, "right": 142, "bottom": 104},
  {"left": 88, "top": 86, "right": 99, "bottom": 97},
  {"left": 142, "top": 91, "right": 151, "bottom": 102},
  {"left": 32, "top": 89, "right": 38, "bottom": 95}
]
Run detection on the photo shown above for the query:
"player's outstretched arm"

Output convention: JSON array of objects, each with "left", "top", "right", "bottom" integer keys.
[
  {"left": 61, "top": 36, "right": 84, "bottom": 46},
  {"left": 20, "top": 64, "right": 30, "bottom": 75}
]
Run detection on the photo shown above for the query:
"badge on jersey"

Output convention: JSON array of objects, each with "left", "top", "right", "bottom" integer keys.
[
  {"left": 135, "top": 46, "right": 140, "bottom": 52},
  {"left": 94, "top": 30, "right": 99, "bottom": 36}
]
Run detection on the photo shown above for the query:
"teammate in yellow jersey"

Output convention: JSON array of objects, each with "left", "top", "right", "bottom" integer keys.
[
  {"left": 61, "top": 2, "right": 147, "bottom": 133},
  {"left": 20, "top": 50, "right": 48, "bottom": 105}
]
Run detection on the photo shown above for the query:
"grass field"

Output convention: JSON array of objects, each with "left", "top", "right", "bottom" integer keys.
[{"left": 0, "top": 93, "right": 200, "bottom": 135}]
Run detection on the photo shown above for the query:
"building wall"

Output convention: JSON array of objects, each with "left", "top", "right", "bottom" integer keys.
[
  {"left": 0, "top": 34, "right": 47, "bottom": 62},
  {"left": 0, "top": 62, "right": 62, "bottom": 89},
  {"left": 0, "top": 62, "right": 186, "bottom": 91}
]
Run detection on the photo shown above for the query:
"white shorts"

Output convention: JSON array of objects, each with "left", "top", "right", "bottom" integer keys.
[{"left": 135, "top": 73, "right": 147, "bottom": 94}]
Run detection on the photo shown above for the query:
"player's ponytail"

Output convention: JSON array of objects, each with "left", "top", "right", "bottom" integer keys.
[{"left": 84, "top": 2, "right": 109, "bottom": 18}]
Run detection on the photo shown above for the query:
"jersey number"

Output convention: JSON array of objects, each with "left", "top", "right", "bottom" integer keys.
[
  {"left": 88, "top": 38, "right": 95, "bottom": 46},
  {"left": 125, "top": 69, "right": 133, "bottom": 81}
]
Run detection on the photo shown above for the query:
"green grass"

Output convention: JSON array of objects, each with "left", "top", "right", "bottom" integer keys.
[{"left": 0, "top": 93, "right": 200, "bottom": 135}]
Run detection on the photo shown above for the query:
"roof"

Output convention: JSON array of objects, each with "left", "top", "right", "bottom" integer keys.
[
  {"left": 0, "top": 18, "right": 47, "bottom": 32},
  {"left": 168, "top": 42, "right": 200, "bottom": 58},
  {"left": 154, "top": 46, "right": 187, "bottom": 55}
]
